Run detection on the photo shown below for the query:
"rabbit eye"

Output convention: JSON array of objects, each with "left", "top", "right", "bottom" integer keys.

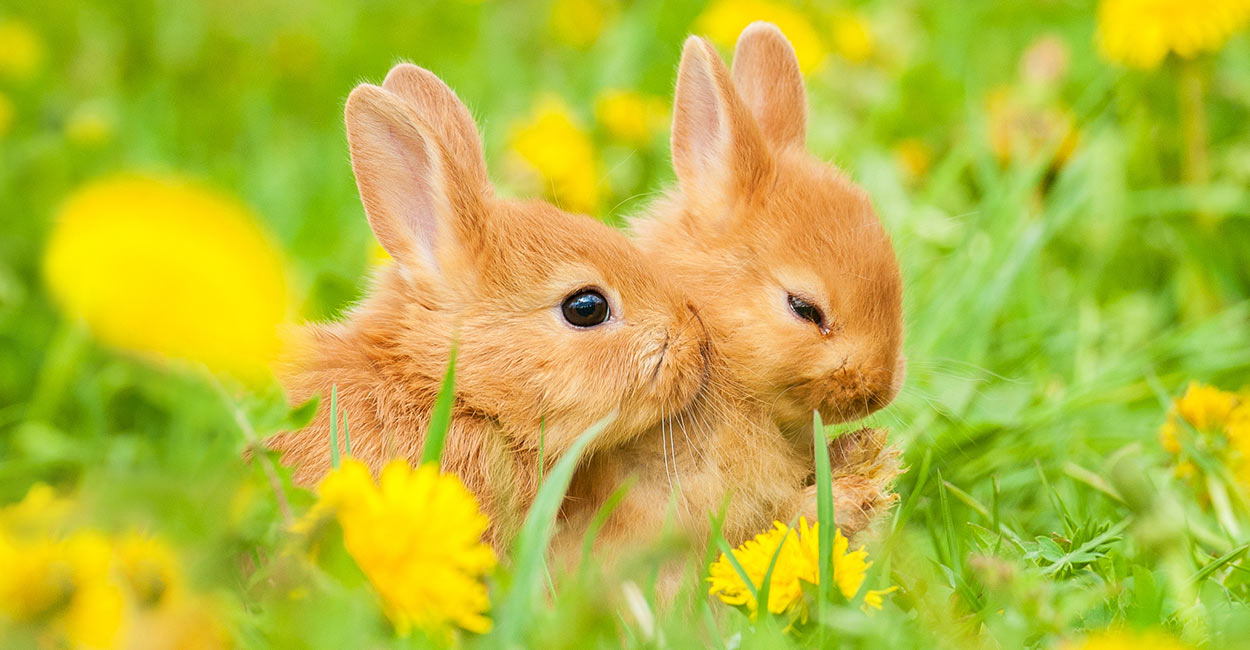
[
  {"left": 562, "top": 289, "right": 610, "bottom": 328},
  {"left": 787, "top": 294, "right": 827, "bottom": 332}
]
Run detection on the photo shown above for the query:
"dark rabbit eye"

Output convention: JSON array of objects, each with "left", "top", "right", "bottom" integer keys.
[
  {"left": 787, "top": 294, "right": 826, "bottom": 331},
  {"left": 562, "top": 289, "right": 610, "bottom": 328}
]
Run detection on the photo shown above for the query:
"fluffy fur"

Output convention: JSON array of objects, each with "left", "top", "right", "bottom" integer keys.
[
  {"left": 266, "top": 65, "right": 709, "bottom": 550},
  {"left": 556, "top": 24, "right": 905, "bottom": 570}
]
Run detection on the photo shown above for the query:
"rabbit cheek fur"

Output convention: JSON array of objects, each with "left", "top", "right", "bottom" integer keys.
[{"left": 266, "top": 66, "right": 707, "bottom": 550}]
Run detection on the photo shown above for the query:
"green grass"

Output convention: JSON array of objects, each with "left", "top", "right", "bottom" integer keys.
[{"left": 3, "top": 0, "right": 1250, "bottom": 647}]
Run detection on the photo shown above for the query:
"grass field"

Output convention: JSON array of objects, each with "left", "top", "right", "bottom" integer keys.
[{"left": 3, "top": 0, "right": 1250, "bottom": 647}]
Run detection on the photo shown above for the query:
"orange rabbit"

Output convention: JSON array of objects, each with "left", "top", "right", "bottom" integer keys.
[
  {"left": 266, "top": 65, "right": 709, "bottom": 550},
  {"left": 557, "top": 23, "right": 904, "bottom": 566}
]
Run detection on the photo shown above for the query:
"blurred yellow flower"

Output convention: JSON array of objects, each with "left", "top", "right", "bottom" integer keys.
[
  {"left": 1158, "top": 381, "right": 1250, "bottom": 494},
  {"left": 114, "top": 534, "right": 183, "bottom": 607},
  {"left": 893, "top": 138, "right": 933, "bottom": 181},
  {"left": 0, "top": 93, "right": 14, "bottom": 138},
  {"left": 707, "top": 518, "right": 894, "bottom": 623},
  {"left": 595, "top": 89, "right": 668, "bottom": 147},
  {"left": 0, "top": 530, "right": 125, "bottom": 647},
  {"left": 696, "top": 1, "right": 828, "bottom": 74},
  {"left": 1064, "top": 628, "right": 1192, "bottom": 650},
  {"left": 314, "top": 459, "right": 496, "bottom": 637},
  {"left": 43, "top": 175, "right": 290, "bottom": 380},
  {"left": 510, "top": 97, "right": 601, "bottom": 214},
  {"left": 0, "top": 485, "right": 225, "bottom": 649},
  {"left": 1174, "top": 381, "right": 1238, "bottom": 430},
  {"left": 1097, "top": 0, "right": 1250, "bottom": 69},
  {"left": 0, "top": 18, "right": 43, "bottom": 80},
  {"left": 831, "top": 11, "right": 874, "bottom": 63},
  {"left": 550, "top": 0, "right": 617, "bottom": 49}
]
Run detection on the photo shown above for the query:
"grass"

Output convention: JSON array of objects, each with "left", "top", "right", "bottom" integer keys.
[{"left": 2, "top": 0, "right": 1250, "bottom": 648}]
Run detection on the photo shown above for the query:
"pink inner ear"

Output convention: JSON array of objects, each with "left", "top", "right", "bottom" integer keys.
[
  {"left": 387, "top": 124, "right": 443, "bottom": 274},
  {"left": 674, "top": 52, "right": 727, "bottom": 186}
]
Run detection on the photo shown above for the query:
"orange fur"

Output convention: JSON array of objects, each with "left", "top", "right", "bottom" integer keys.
[
  {"left": 266, "top": 66, "right": 709, "bottom": 550},
  {"left": 556, "top": 24, "right": 905, "bottom": 570}
]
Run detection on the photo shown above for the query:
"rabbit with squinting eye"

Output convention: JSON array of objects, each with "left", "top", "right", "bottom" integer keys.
[
  {"left": 266, "top": 64, "right": 709, "bottom": 550},
  {"left": 556, "top": 24, "right": 904, "bottom": 569}
]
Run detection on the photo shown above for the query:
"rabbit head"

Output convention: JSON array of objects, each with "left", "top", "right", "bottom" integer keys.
[
  {"left": 635, "top": 25, "right": 903, "bottom": 433},
  {"left": 340, "top": 69, "right": 707, "bottom": 455}
]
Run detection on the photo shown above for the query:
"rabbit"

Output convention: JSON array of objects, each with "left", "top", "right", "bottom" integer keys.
[
  {"left": 555, "top": 23, "right": 904, "bottom": 570},
  {"left": 266, "top": 64, "right": 710, "bottom": 551}
]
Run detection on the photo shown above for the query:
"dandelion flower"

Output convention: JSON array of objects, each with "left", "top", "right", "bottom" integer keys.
[
  {"left": 831, "top": 11, "right": 874, "bottom": 63},
  {"left": 696, "top": 1, "right": 828, "bottom": 74},
  {"left": 707, "top": 518, "right": 894, "bottom": 623},
  {"left": 550, "top": 0, "right": 617, "bottom": 49},
  {"left": 0, "top": 19, "right": 43, "bottom": 81},
  {"left": 43, "top": 175, "right": 290, "bottom": 380},
  {"left": 314, "top": 459, "right": 496, "bottom": 637},
  {"left": 595, "top": 89, "right": 668, "bottom": 147},
  {"left": 510, "top": 97, "right": 600, "bottom": 214},
  {"left": 1097, "top": 0, "right": 1250, "bottom": 69},
  {"left": 1158, "top": 381, "right": 1250, "bottom": 495}
]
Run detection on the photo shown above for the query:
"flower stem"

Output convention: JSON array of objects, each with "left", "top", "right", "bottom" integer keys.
[{"left": 1178, "top": 58, "right": 1212, "bottom": 226}]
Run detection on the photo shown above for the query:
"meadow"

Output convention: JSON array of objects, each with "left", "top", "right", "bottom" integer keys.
[{"left": 3, "top": 0, "right": 1250, "bottom": 647}]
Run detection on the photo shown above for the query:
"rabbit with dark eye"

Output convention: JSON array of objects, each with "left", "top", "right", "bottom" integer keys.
[
  {"left": 266, "top": 65, "right": 710, "bottom": 551},
  {"left": 555, "top": 23, "right": 904, "bottom": 576}
]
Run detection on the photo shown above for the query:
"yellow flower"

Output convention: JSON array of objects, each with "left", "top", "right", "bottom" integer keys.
[
  {"left": 43, "top": 175, "right": 291, "bottom": 380},
  {"left": 831, "top": 11, "right": 874, "bottom": 63},
  {"left": 114, "top": 534, "right": 183, "bottom": 607},
  {"left": 595, "top": 89, "right": 668, "bottom": 147},
  {"left": 314, "top": 459, "right": 496, "bottom": 637},
  {"left": 0, "top": 530, "right": 125, "bottom": 647},
  {"left": 1097, "top": 0, "right": 1250, "bottom": 69},
  {"left": 0, "top": 93, "right": 14, "bottom": 138},
  {"left": 1174, "top": 381, "right": 1238, "bottom": 431},
  {"left": 696, "top": 1, "right": 828, "bottom": 75},
  {"left": 707, "top": 518, "right": 894, "bottom": 623},
  {"left": 509, "top": 97, "right": 600, "bottom": 214},
  {"left": 0, "top": 19, "right": 43, "bottom": 80},
  {"left": 1158, "top": 382, "right": 1250, "bottom": 495},
  {"left": 1064, "top": 628, "right": 1192, "bottom": 650},
  {"left": 550, "top": 0, "right": 617, "bottom": 49},
  {"left": 893, "top": 138, "right": 933, "bottom": 181}
]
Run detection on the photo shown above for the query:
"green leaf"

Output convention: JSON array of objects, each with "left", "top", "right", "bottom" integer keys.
[
  {"left": 420, "top": 344, "right": 458, "bottom": 468},
  {"left": 279, "top": 395, "right": 320, "bottom": 432},
  {"left": 492, "top": 413, "right": 612, "bottom": 644}
]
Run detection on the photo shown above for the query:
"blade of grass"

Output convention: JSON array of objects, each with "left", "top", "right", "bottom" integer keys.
[
  {"left": 421, "top": 343, "right": 458, "bottom": 467},
  {"left": 812, "top": 410, "right": 835, "bottom": 623},
  {"left": 1191, "top": 543, "right": 1250, "bottom": 584},
  {"left": 579, "top": 476, "right": 636, "bottom": 569},
  {"left": 329, "top": 384, "right": 340, "bottom": 469},
  {"left": 342, "top": 411, "right": 351, "bottom": 457},
  {"left": 493, "top": 413, "right": 613, "bottom": 644}
]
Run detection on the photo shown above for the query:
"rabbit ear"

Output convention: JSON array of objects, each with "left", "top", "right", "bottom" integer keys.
[
  {"left": 671, "top": 36, "right": 772, "bottom": 200},
  {"left": 382, "top": 63, "right": 491, "bottom": 197},
  {"left": 345, "top": 84, "right": 484, "bottom": 280},
  {"left": 731, "top": 21, "right": 807, "bottom": 148}
]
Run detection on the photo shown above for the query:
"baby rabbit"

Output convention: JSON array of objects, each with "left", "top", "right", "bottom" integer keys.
[
  {"left": 267, "top": 64, "right": 709, "bottom": 550},
  {"left": 558, "top": 23, "right": 904, "bottom": 564}
]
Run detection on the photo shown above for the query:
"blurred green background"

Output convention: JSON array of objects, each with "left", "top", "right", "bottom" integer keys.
[{"left": 3, "top": 0, "right": 1250, "bottom": 647}]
